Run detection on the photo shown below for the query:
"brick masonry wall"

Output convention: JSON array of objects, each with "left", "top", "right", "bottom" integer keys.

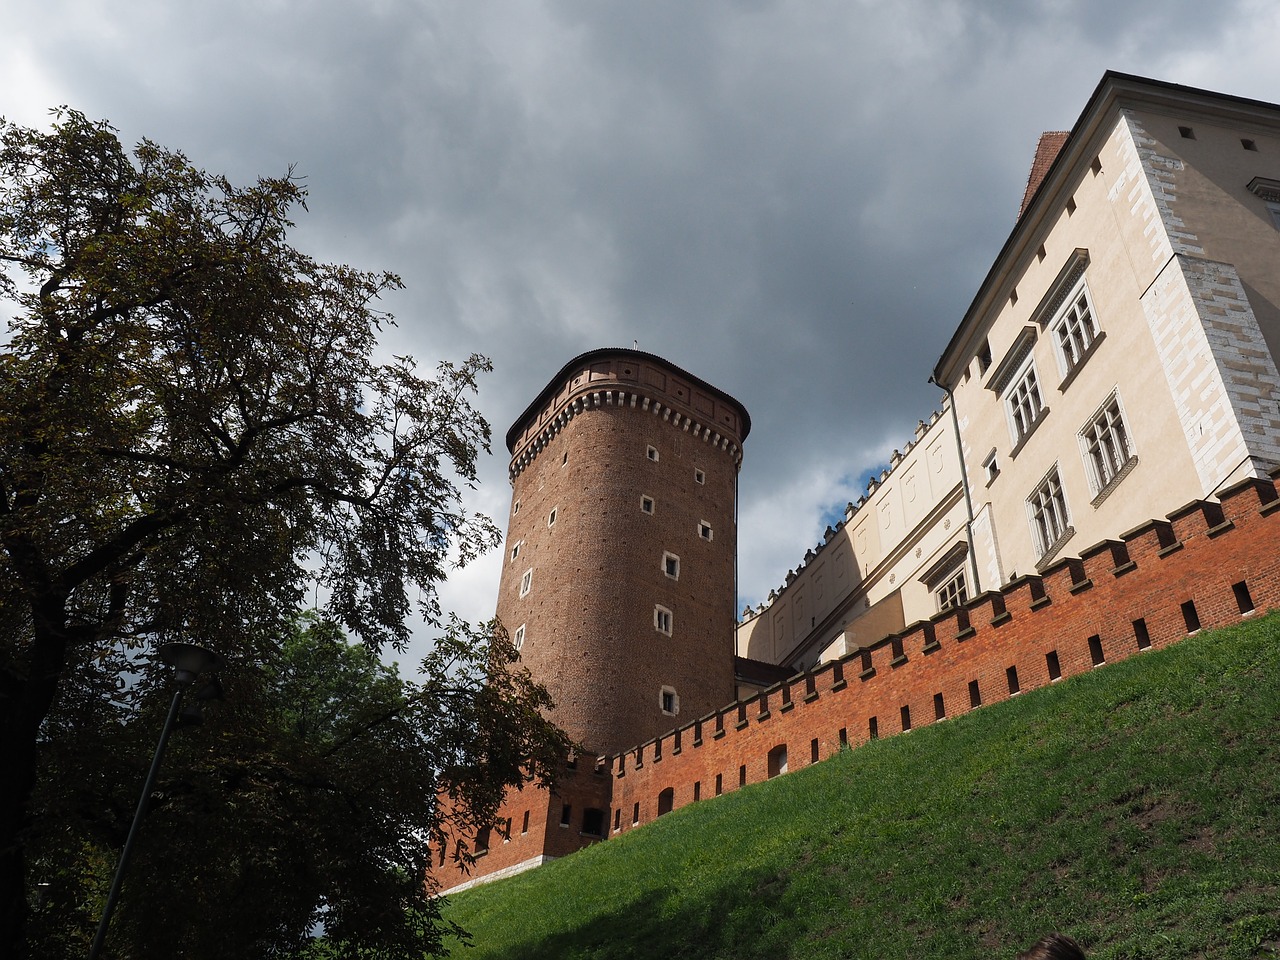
[
  {"left": 496, "top": 394, "right": 742, "bottom": 757},
  {"left": 434, "top": 474, "right": 1280, "bottom": 893}
]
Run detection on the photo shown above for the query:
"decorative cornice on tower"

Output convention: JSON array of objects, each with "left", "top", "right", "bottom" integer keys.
[{"left": 507, "top": 348, "right": 750, "bottom": 481}]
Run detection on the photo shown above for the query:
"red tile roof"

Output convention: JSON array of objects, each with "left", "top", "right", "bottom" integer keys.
[{"left": 1018, "top": 131, "right": 1070, "bottom": 220}]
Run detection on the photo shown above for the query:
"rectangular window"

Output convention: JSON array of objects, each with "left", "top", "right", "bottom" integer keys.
[
  {"left": 977, "top": 339, "right": 992, "bottom": 373},
  {"left": 694, "top": 468, "right": 705, "bottom": 484},
  {"left": 1028, "top": 467, "right": 1070, "bottom": 559},
  {"left": 660, "top": 687, "right": 679, "bottom": 715},
  {"left": 547, "top": 507, "right": 557, "bottom": 527},
  {"left": 560, "top": 804, "right": 571, "bottom": 827},
  {"left": 1046, "top": 650, "right": 1061, "bottom": 680},
  {"left": 1053, "top": 284, "right": 1100, "bottom": 375},
  {"left": 1005, "top": 357, "right": 1044, "bottom": 443},
  {"left": 510, "top": 540, "right": 523, "bottom": 561},
  {"left": 647, "top": 445, "right": 659, "bottom": 462},
  {"left": 1088, "top": 635, "right": 1105, "bottom": 666},
  {"left": 698, "top": 521, "right": 713, "bottom": 541},
  {"left": 663, "top": 552, "right": 680, "bottom": 580},
  {"left": 936, "top": 568, "right": 968, "bottom": 612},
  {"left": 641, "top": 495, "right": 654, "bottom": 514},
  {"left": 1134, "top": 617, "right": 1151, "bottom": 650},
  {"left": 982, "top": 449, "right": 998, "bottom": 484},
  {"left": 513, "top": 624, "right": 525, "bottom": 650},
  {"left": 1081, "top": 394, "right": 1133, "bottom": 495},
  {"left": 519, "top": 568, "right": 533, "bottom": 597},
  {"left": 654, "top": 605, "right": 673, "bottom": 636}
]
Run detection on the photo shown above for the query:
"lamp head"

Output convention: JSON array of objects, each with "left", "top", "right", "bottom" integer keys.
[{"left": 159, "top": 642, "right": 226, "bottom": 685}]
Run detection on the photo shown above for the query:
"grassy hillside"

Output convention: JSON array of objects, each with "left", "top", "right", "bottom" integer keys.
[{"left": 443, "top": 613, "right": 1280, "bottom": 959}]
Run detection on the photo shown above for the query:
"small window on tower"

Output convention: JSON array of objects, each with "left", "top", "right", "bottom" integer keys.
[
  {"left": 699, "top": 521, "right": 713, "bottom": 541},
  {"left": 641, "top": 495, "right": 655, "bottom": 514},
  {"left": 663, "top": 552, "right": 680, "bottom": 580},
  {"left": 547, "top": 507, "right": 557, "bottom": 528},
  {"left": 513, "top": 624, "right": 525, "bottom": 650},
  {"left": 512, "top": 500, "right": 520, "bottom": 515},
  {"left": 647, "top": 445, "right": 660, "bottom": 462},
  {"left": 694, "top": 468, "right": 705, "bottom": 485},
  {"left": 660, "top": 686, "right": 679, "bottom": 716},
  {"left": 519, "top": 569, "right": 533, "bottom": 598},
  {"left": 510, "top": 540, "right": 523, "bottom": 561},
  {"left": 654, "top": 605, "right": 673, "bottom": 636}
]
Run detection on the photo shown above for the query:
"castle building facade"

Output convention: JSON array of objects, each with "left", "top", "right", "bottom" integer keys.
[
  {"left": 433, "top": 72, "right": 1280, "bottom": 895},
  {"left": 746, "top": 72, "right": 1280, "bottom": 669}
]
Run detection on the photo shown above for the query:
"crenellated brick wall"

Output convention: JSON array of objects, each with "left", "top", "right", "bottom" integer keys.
[{"left": 433, "top": 475, "right": 1280, "bottom": 893}]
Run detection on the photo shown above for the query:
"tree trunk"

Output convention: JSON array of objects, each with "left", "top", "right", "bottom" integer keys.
[{"left": 0, "top": 614, "right": 70, "bottom": 958}]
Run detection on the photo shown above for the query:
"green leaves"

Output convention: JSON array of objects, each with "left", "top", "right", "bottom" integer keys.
[{"left": 0, "top": 109, "right": 549, "bottom": 958}]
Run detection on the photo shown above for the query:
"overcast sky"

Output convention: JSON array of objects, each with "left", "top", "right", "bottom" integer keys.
[{"left": 6, "top": 1, "right": 1280, "bottom": 667}]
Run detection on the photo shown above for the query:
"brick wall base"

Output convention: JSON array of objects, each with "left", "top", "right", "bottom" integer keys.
[{"left": 432, "top": 475, "right": 1280, "bottom": 894}]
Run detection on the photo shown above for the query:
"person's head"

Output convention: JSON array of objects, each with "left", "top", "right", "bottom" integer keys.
[{"left": 1017, "top": 933, "right": 1086, "bottom": 960}]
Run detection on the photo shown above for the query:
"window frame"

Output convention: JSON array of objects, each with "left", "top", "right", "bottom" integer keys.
[
  {"left": 659, "top": 685, "right": 679, "bottom": 716},
  {"left": 1050, "top": 280, "right": 1102, "bottom": 379},
  {"left": 698, "top": 520, "right": 713, "bottom": 542},
  {"left": 936, "top": 567, "right": 969, "bottom": 612},
  {"left": 640, "top": 494, "right": 655, "bottom": 514},
  {"left": 519, "top": 568, "right": 533, "bottom": 598},
  {"left": 513, "top": 623, "right": 525, "bottom": 650},
  {"left": 981, "top": 449, "right": 999, "bottom": 485},
  {"left": 654, "top": 604, "right": 673, "bottom": 636},
  {"left": 662, "top": 551, "right": 680, "bottom": 580},
  {"left": 1027, "top": 465, "right": 1072, "bottom": 562},
  {"left": 1079, "top": 391, "right": 1136, "bottom": 500},
  {"left": 1003, "top": 353, "right": 1046, "bottom": 447}
]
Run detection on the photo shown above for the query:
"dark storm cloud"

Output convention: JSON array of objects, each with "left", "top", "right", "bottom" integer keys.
[{"left": 6, "top": 0, "right": 1279, "bottom": 646}]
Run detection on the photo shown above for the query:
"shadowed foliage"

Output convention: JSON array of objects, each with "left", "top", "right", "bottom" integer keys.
[{"left": 0, "top": 108, "right": 568, "bottom": 958}]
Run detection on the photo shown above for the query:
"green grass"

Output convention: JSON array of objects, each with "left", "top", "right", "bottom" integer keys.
[{"left": 443, "top": 613, "right": 1280, "bottom": 959}]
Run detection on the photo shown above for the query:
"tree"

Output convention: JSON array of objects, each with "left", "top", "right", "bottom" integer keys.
[
  {"left": 0, "top": 109, "right": 562, "bottom": 956},
  {"left": 25, "top": 614, "right": 570, "bottom": 958}
]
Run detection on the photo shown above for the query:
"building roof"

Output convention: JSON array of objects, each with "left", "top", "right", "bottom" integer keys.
[
  {"left": 931, "top": 71, "right": 1280, "bottom": 390},
  {"left": 1018, "top": 131, "right": 1070, "bottom": 220}
]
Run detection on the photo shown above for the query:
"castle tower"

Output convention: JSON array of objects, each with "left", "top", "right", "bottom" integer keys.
[{"left": 497, "top": 348, "right": 750, "bottom": 756}]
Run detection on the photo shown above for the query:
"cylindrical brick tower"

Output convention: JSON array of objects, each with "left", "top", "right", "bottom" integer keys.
[{"left": 496, "top": 348, "right": 750, "bottom": 757}]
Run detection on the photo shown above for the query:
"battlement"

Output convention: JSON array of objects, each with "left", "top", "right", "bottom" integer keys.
[
  {"left": 607, "top": 474, "right": 1280, "bottom": 833},
  {"left": 434, "top": 474, "right": 1280, "bottom": 894},
  {"left": 505, "top": 348, "right": 750, "bottom": 480}
]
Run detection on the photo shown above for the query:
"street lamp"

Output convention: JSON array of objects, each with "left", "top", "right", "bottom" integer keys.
[{"left": 87, "top": 642, "right": 225, "bottom": 960}]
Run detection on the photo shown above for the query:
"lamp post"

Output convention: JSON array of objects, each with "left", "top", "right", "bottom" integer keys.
[{"left": 87, "top": 642, "right": 225, "bottom": 960}]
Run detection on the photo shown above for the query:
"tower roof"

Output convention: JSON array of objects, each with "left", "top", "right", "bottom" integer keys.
[{"left": 506, "top": 346, "right": 751, "bottom": 455}]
